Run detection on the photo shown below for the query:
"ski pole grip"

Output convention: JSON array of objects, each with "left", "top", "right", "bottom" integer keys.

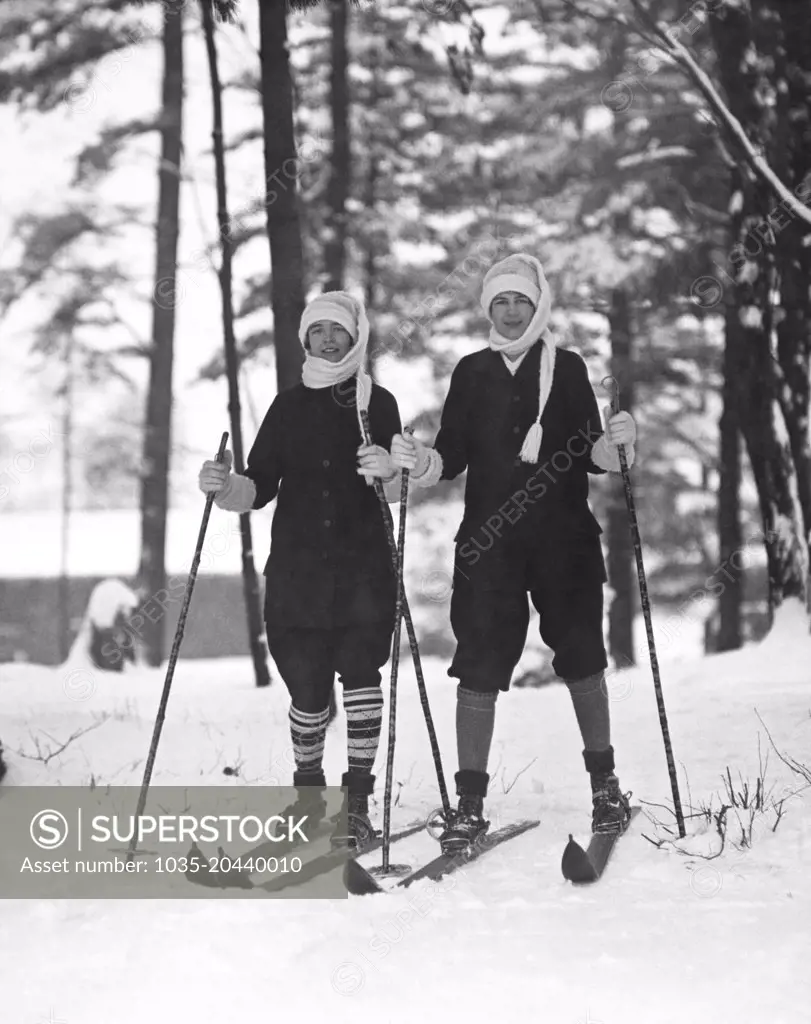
[
  {"left": 215, "top": 431, "right": 229, "bottom": 462},
  {"left": 398, "top": 426, "right": 415, "bottom": 478},
  {"left": 401, "top": 426, "right": 415, "bottom": 474},
  {"left": 602, "top": 375, "right": 622, "bottom": 417}
]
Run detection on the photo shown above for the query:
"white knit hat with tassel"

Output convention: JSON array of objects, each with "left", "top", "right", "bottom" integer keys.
[{"left": 481, "top": 254, "right": 556, "bottom": 463}]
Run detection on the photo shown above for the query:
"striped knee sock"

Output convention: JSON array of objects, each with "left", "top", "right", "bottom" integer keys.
[
  {"left": 289, "top": 704, "right": 330, "bottom": 776},
  {"left": 343, "top": 686, "right": 384, "bottom": 774}
]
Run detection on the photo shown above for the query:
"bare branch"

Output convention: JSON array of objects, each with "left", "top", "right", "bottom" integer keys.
[
  {"left": 501, "top": 757, "right": 538, "bottom": 794},
  {"left": 14, "top": 719, "right": 107, "bottom": 765},
  {"left": 616, "top": 146, "right": 695, "bottom": 169},
  {"left": 754, "top": 709, "right": 811, "bottom": 786},
  {"left": 627, "top": 0, "right": 811, "bottom": 227}
]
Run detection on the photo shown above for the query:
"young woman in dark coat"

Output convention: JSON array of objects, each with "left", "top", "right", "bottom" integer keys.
[
  {"left": 198, "top": 291, "right": 402, "bottom": 847},
  {"left": 390, "top": 254, "right": 638, "bottom": 852}
]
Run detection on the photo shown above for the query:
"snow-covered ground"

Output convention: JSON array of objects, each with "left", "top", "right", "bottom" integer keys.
[{"left": 0, "top": 602, "right": 809, "bottom": 1023}]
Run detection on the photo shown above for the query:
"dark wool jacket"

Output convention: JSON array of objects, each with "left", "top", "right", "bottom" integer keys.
[
  {"left": 434, "top": 340, "right": 609, "bottom": 590},
  {"left": 244, "top": 379, "right": 401, "bottom": 630}
]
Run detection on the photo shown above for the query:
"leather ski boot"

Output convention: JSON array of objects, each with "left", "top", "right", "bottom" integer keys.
[
  {"left": 274, "top": 770, "right": 330, "bottom": 841},
  {"left": 183, "top": 771, "right": 329, "bottom": 888},
  {"left": 584, "top": 748, "right": 632, "bottom": 835},
  {"left": 439, "top": 770, "right": 490, "bottom": 854},
  {"left": 331, "top": 771, "right": 378, "bottom": 851}
]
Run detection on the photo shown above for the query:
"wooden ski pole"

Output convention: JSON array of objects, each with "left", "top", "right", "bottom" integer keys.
[
  {"left": 358, "top": 410, "right": 453, "bottom": 826},
  {"left": 602, "top": 376, "right": 685, "bottom": 837},
  {"left": 126, "top": 432, "right": 230, "bottom": 863},
  {"left": 380, "top": 428, "right": 412, "bottom": 873}
]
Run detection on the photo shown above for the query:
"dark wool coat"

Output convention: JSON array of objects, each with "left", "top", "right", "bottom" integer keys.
[
  {"left": 244, "top": 379, "right": 401, "bottom": 630},
  {"left": 434, "top": 340, "right": 609, "bottom": 591}
]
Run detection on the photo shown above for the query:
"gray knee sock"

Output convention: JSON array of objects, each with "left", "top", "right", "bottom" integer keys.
[
  {"left": 456, "top": 686, "right": 498, "bottom": 773},
  {"left": 565, "top": 671, "right": 610, "bottom": 752}
]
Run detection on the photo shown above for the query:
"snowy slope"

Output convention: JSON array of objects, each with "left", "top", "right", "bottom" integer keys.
[{"left": 0, "top": 602, "right": 809, "bottom": 1023}]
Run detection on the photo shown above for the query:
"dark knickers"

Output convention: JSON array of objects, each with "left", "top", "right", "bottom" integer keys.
[
  {"left": 447, "top": 578, "right": 608, "bottom": 693},
  {"left": 267, "top": 620, "right": 393, "bottom": 714}
]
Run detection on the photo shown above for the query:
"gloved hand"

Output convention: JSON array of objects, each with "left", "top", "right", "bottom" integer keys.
[
  {"left": 198, "top": 450, "right": 233, "bottom": 494},
  {"left": 602, "top": 408, "right": 637, "bottom": 447},
  {"left": 356, "top": 444, "right": 396, "bottom": 482},
  {"left": 389, "top": 433, "right": 430, "bottom": 477}
]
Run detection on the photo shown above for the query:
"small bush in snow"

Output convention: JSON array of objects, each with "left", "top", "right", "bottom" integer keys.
[{"left": 642, "top": 732, "right": 808, "bottom": 859}]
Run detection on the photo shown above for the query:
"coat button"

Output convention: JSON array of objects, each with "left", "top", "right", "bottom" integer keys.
[
  {"left": 322, "top": 459, "right": 330, "bottom": 468},
  {"left": 513, "top": 395, "right": 520, "bottom": 403},
  {"left": 513, "top": 426, "right": 521, "bottom": 434},
  {"left": 322, "top": 489, "right": 329, "bottom": 498},
  {"left": 325, "top": 519, "right": 332, "bottom": 527}
]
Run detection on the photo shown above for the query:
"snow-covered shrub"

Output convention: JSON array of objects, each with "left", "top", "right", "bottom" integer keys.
[
  {"left": 67, "top": 578, "right": 141, "bottom": 672},
  {"left": 644, "top": 739, "right": 806, "bottom": 859}
]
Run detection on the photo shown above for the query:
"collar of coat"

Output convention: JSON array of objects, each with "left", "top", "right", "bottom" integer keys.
[{"left": 484, "top": 337, "right": 544, "bottom": 381}]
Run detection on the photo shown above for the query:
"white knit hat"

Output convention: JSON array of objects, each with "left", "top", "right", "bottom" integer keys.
[
  {"left": 481, "top": 255, "right": 542, "bottom": 315},
  {"left": 299, "top": 291, "right": 359, "bottom": 346}
]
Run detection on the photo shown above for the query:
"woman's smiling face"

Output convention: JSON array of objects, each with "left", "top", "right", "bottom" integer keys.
[
  {"left": 490, "top": 292, "right": 535, "bottom": 339},
  {"left": 306, "top": 320, "right": 354, "bottom": 361}
]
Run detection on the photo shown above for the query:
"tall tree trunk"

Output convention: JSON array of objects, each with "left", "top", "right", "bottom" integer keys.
[
  {"left": 257, "top": 0, "right": 337, "bottom": 724},
  {"left": 201, "top": 0, "right": 271, "bottom": 688},
  {"left": 324, "top": 0, "right": 350, "bottom": 291},
  {"left": 773, "top": 2, "right": 811, "bottom": 573},
  {"left": 258, "top": 0, "right": 305, "bottom": 392},
  {"left": 137, "top": 0, "right": 184, "bottom": 666},
  {"left": 606, "top": 286, "right": 635, "bottom": 666},
  {"left": 363, "top": 147, "right": 378, "bottom": 370},
  {"left": 712, "top": 5, "right": 809, "bottom": 620},
  {"left": 731, "top": 210, "right": 806, "bottom": 618},
  {"left": 717, "top": 277, "right": 743, "bottom": 651},
  {"left": 363, "top": 23, "right": 382, "bottom": 372}
]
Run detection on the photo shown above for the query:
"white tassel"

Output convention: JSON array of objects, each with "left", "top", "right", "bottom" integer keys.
[
  {"left": 355, "top": 368, "right": 375, "bottom": 485},
  {"left": 519, "top": 421, "right": 543, "bottom": 463}
]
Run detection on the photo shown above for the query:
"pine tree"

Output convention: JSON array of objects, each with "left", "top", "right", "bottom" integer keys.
[
  {"left": 709, "top": 0, "right": 809, "bottom": 618},
  {"left": 137, "top": 0, "right": 185, "bottom": 666}
]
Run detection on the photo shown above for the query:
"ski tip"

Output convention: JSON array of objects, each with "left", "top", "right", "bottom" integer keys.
[
  {"left": 561, "top": 837, "right": 597, "bottom": 884},
  {"left": 345, "top": 859, "right": 385, "bottom": 896}
]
